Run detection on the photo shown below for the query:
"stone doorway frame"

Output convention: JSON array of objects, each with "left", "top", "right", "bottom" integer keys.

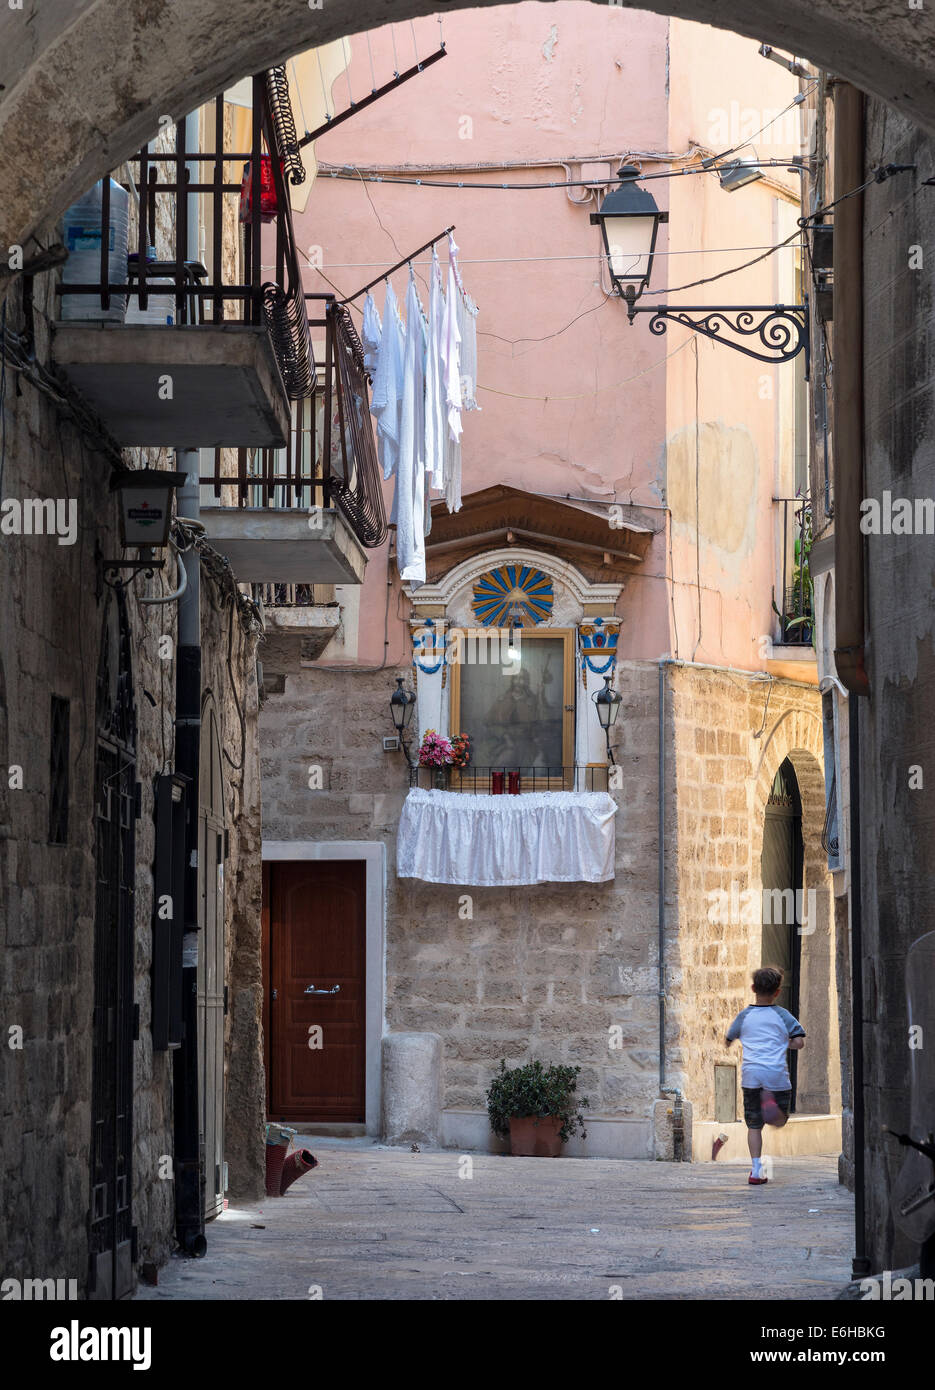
[{"left": 262, "top": 840, "right": 386, "bottom": 1135}]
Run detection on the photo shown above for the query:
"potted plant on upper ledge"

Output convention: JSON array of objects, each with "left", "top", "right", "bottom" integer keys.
[{"left": 486, "top": 1059, "right": 589, "bottom": 1157}]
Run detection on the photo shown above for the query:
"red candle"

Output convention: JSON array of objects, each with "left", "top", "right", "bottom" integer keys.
[
  {"left": 508, "top": 771, "right": 521, "bottom": 795},
  {"left": 491, "top": 771, "right": 505, "bottom": 795}
]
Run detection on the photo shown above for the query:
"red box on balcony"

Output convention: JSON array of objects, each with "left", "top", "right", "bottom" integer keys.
[{"left": 239, "top": 157, "right": 280, "bottom": 223}]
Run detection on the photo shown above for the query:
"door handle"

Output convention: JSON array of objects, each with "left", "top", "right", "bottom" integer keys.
[{"left": 304, "top": 984, "right": 340, "bottom": 995}]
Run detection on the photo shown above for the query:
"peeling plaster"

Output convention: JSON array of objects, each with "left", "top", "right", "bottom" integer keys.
[{"left": 542, "top": 23, "right": 558, "bottom": 63}]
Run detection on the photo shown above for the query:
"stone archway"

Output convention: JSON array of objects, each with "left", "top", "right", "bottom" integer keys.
[
  {"left": 750, "top": 705, "right": 841, "bottom": 1117},
  {"left": 3, "top": 0, "right": 935, "bottom": 255}
]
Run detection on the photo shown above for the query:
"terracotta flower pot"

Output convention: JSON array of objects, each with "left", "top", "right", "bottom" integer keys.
[{"left": 508, "top": 1114, "right": 564, "bottom": 1157}]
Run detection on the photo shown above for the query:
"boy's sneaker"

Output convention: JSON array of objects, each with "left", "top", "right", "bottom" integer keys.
[
  {"left": 760, "top": 1089, "right": 783, "bottom": 1126},
  {"left": 748, "top": 1173, "right": 768, "bottom": 1185}
]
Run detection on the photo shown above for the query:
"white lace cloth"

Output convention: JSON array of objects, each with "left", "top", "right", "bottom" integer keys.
[{"left": 396, "top": 789, "right": 617, "bottom": 886}]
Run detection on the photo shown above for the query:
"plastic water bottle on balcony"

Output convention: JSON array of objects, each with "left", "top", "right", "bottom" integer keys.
[
  {"left": 125, "top": 247, "right": 176, "bottom": 325},
  {"left": 60, "top": 179, "right": 129, "bottom": 322}
]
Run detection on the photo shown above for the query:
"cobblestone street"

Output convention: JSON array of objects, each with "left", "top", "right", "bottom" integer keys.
[{"left": 137, "top": 1141, "right": 854, "bottom": 1301}]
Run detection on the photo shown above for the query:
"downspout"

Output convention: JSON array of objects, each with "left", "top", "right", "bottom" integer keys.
[
  {"left": 173, "top": 108, "right": 207, "bottom": 1258},
  {"left": 831, "top": 81, "right": 870, "bottom": 1277},
  {"left": 658, "top": 658, "right": 683, "bottom": 1158},
  {"left": 832, "top": 81, "right": 869, "bottom": 698},
  {"left": 658, "top": 660, "right": 667, "bottom": 1092}
]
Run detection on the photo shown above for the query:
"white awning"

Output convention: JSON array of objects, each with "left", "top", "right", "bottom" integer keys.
[{"left": 396, "top": 788, "right": 617, "bottom": 887}]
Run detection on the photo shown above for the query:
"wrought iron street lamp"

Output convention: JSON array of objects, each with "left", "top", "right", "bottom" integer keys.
[
  {"left": 591, "top": 166, "right": 808, "bottom": 368},
  {"left": 390, "top": 676, "right": 418, "bottom": 766},
  {"left": 590, "top": 164, "right": 668, "bottom": 309},
  {"left": 592, "top": 674, "right": 622, "bottom": 765}
]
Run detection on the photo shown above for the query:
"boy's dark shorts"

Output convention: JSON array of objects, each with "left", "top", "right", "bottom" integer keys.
[{"left": 742, "top": 1087, "right": 792, "bottom": 1129}]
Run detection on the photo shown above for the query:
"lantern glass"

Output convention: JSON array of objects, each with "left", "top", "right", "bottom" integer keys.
[
  {"left": 602, "top": 213, "right": 659, "bottom": 290},
  {"left": 592, "top": 676, "right": 622, "bottom": 730},
  {"left": 591, "top": 166, "right": 667, "bottom": 303},
  {"left": 391, "top": 678, "right": 416, "bottom": 731}
]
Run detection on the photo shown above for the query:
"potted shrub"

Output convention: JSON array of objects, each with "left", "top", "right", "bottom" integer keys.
[{"left": 486, "top": 1059, "right": 589, "bottom": 1157}]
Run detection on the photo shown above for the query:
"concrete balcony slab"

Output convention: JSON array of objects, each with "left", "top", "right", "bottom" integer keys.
[
  {"left": 200, "top": 507, "right": 366, "bottom": 585},
  {"left": 263, "top": 605, "right": 342, "bottom": 663},
  {"left": 766, "top": 642, "right": 819, "bottom": 685},
  {"left": 51, "top": 322, "right": 290, "bottom": 448}
]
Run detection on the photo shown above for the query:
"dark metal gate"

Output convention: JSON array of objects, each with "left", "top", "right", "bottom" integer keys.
[
  {"left": 88, "top": 586, "right": 137, "bottom": 1299},
  {"left": 761, "top": 757, "right": 804, "bottom": 1111}
]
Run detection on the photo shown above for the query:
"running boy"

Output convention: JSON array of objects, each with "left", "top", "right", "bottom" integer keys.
[{"left": 725, "top": 965, "right": 806, "bottom": 1185}]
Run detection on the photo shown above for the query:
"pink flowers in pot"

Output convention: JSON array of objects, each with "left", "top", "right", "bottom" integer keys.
[{"left": 418, "top": 729, "right": 455, "bottom": 767}]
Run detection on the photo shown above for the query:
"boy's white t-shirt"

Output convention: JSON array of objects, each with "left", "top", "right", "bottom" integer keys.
[{"left": 726, "top": 1003, "right": 806, "bottom": 1090}]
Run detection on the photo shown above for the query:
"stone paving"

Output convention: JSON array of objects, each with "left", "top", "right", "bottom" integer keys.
[{"left": 136, "top": 1140, "right": 854, "bottom": 1301}]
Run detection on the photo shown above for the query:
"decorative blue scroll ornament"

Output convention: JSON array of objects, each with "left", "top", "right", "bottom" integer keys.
[
  {"left": 412, "top": 617, "right": 446, "bottom": 676},
  {"left": 579, "top": 618, "right": 620, "bottom": 683}
]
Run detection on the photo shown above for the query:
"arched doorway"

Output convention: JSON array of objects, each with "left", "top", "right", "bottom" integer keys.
[
  {"left": 760, "top": 757, "right": 804, "bottom": 1110},
  {"left": 88, "top": 584, "right": 137, "bottom": 1299}
]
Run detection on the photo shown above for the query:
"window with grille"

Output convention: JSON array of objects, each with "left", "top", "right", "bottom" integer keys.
[{"left": 49, "top": 695, "right": 70, "bottom": 844}]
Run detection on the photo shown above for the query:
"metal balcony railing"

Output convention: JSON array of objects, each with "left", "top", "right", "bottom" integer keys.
[
  {"left": 408, "top": 766, "right": 611, "bottom": 793},
  {"left": 201, "top": 299, "right": 388, "bottom": 551},
  {"left": 252, "top": 583, "right": 328, "bottom": 607},
  {"left": 56, "top": 70, "right": 313, "bottom": 400},
  {"left": 774, "top": 495, "right": 813, "bottom": 645}
]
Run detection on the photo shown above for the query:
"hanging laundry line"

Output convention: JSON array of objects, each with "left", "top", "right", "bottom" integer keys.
[
  {"left": 339, "top": 225, "right": 456, "bottom": 306},
  {"left": 360, "top": 232, "right": 478, "bottom": 580}
]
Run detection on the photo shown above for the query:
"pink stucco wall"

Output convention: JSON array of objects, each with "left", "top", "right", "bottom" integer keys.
[{"left": 290, "top": 3, "right": 802, "bottom": 670}]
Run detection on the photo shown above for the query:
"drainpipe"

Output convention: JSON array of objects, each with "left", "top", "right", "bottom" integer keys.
[
  {"left": 830, "top": 80, "right": 871, "bottom": 1278},
  {"left": 173, "top": 108, "right": 207, "bottom": 1258},
  {"left": 832, "top": 82, "right": 869, "bottom": 699},
  {"left": 848, "top": 695, "right": 870, "bottom": 1275},
  {"left": 658, "top": 660, "right": 667, "bottom": 1092},
  {"left": 657, "top": 659, "right": 683, "bottom": 1155}
]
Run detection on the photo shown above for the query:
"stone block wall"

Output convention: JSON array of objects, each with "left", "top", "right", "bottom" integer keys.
[
  {"left": 665, "top": 663, "right": 839, "bottom": 1127},
  {"left": 859, "top": 100, "right": 935, "bottom": 1272},
  {"left": 260, "top": 656, "right": 665, "bottom": 1146},
  {"left": 260, "top": 649, "right": 841, "bottom": 1152},
  {"left": 0, "top": 241, "right": 264, "bottom": 1286},
  {"left": 200, "top": 575, "right": 265, "bottom": 1204}
]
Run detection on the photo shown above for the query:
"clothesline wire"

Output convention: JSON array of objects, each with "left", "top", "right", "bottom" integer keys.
[
  {"left": 284, "top": 243, "right": 795, "bottom": 270},
  {"left": 476, "top": 335, "right": 693, "bottom": 400},
  {"left": 365, "top": 33, "right": 377, "bottom": 92},
  {"left": 316, "top": 48, "right": 331, "bottom": 123}
]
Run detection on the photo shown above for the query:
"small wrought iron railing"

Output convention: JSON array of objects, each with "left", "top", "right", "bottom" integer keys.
[
  {"left": 408, "top": 766, "right": 611, "bottom": 793},
  {"left": 202, "top": 298, "right": 388, "bottom": 550},
  {"left": 821, "top": 769, "right": 840, "bottom": 860},
  {"left": 774, "top": 495, "right": 813, "bottom": 645},
  {"left": 251, "top": 582, "right": 335, "bottom": 607}
]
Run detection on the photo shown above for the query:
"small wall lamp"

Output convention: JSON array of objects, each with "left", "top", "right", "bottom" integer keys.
[{"left": 390, "top": 676, "right": 418, "bottom": 767}]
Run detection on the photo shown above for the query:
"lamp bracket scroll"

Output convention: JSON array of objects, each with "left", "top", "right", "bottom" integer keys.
[{"left": 628, "top": 301, "right": 809, "bottom": 371}]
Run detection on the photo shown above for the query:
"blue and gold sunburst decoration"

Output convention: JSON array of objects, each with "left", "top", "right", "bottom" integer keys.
[{"left": 471, "top": 565, "right": 554, "bottom": 627}]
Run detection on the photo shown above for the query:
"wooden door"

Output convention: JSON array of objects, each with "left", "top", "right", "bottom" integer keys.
[{"left": 268, "top": 861, "right": 366, "bottom": 1122}]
